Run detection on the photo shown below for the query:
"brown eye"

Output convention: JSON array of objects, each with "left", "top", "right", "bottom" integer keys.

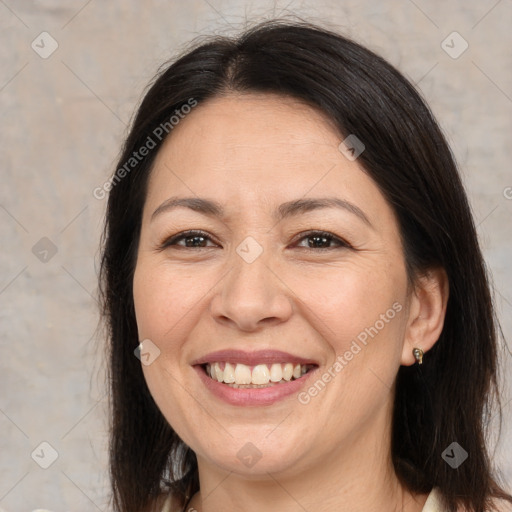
[
  {"left": 160, "top": 230, "right": 218, "bottom": 249},
  {"left": 294, "top": 230, "right": 350, "bottom": 250}
]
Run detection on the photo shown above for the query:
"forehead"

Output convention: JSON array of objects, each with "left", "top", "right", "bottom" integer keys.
[
  {"left": 144, "top": 93, "right": 394, "bottom": 230},
  {"left": 156, "top": 93, "right": 341, "bottom": 163}
]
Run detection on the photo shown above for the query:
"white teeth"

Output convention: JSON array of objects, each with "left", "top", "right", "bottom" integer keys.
[
  {"left": 223, "top": 362, "right": 235, "bottom": 383},
  {"left": 234, "top": 363, "right": 252, "bottom": 385},
  {"left": 282, "top": 363, "right": 293, "bottom": 381},
  {"left": 252, "top": 364, "right": 270, "bottom": 385},
  {"left": 214, "top": 364, "right": 224, "bottom": 382},
  {"left": 206, "top": 362, "right": 312, "bottom": 386},
  {"left": 270, "top": 363, "right": 283, "bottom": 382}
]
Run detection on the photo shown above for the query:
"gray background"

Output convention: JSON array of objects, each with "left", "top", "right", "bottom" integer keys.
[{"left": 1, "top": 1, "right": 511, "bottom": 510}]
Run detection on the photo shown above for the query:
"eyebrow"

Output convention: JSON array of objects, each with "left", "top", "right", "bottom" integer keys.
[{"left": 151, "top": 196, "right": 373, "bottom": 228}]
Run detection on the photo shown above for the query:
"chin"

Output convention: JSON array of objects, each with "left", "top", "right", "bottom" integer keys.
[{"left": 193, "top": 431, "right": 311, "bottom": 477}]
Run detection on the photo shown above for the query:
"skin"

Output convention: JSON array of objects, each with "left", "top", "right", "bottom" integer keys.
[{"left": 132, "top": 93, "right": 449, "bottom": 512}]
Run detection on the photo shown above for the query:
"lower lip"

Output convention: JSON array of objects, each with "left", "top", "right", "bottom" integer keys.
[{"left": 194, "top": 365, "right": 317, "bottom": 406}]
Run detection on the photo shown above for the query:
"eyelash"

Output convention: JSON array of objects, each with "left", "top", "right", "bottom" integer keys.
[{"left": 158, "top": 229, "right": 351, "bottom": 251}]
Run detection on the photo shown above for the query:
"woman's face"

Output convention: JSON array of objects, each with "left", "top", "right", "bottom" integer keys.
[{"left": 133, "top": 93, "right": 414, "bottom": 477}]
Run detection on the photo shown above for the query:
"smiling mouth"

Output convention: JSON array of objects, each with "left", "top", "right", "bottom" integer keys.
[{"left": 202, "top": 362, "right": 318, "bottom": 388}]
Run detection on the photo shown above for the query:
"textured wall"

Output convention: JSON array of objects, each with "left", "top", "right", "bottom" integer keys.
[{"left": 1, "top": 1, "right": 511, "bottom": 510}]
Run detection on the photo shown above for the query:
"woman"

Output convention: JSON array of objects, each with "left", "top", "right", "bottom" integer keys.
[{"left": 99, "top": 19, "right": 512, "bottom": 512}]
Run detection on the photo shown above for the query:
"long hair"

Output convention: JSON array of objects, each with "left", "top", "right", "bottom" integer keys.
[{"left": 99, "top": 19, "right": 512, "bottom": 512}]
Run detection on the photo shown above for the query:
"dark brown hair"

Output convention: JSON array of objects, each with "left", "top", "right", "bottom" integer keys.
[{"left": 99, "top": 19, "right": 512, "bottom": 512}]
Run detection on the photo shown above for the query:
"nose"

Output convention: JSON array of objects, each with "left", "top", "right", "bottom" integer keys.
[{"left": 209, "top": 246, "right": 293, "bottom": 332}]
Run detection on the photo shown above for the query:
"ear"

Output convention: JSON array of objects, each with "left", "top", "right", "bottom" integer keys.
[{"left": 401, "top": 267, "right": 449, "bottom": 366}]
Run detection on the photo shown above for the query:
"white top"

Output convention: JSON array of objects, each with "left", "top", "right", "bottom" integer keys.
[
  {"left": 161, "top": 486, "right": 448, "bottom": 512},
  {"left": 421, "top": 487, "right": 447, "bottom": 512}
]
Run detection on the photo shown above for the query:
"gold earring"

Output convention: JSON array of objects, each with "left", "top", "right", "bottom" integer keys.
[{"left": 412, "top": 347, "right": 424, "bottom": 365}]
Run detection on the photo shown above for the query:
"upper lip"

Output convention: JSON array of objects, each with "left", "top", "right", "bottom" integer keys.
[{"left": 191, "top": 349, "right": 319, "bottom": 367}]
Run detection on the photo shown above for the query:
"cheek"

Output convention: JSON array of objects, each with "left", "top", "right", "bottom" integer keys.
[
  {"left": 132, "top": 260, "right": 205, "bottom": 344},
  {"left": 295, "top": 261, "right": 408, "bottom": 417},
  {"left": 133, "top": 261, "right": 206, "bottom": 445},
  {"left": 297, "top": 261, "right": 406, "bottom": 350},
  {"left": 291, "top": 266, "right": 407, "bottom": 435}
]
